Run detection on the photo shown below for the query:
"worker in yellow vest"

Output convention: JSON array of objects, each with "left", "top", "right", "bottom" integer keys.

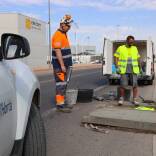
[{"left": 114, "top": 35, "right": 141, "bottom": 106}]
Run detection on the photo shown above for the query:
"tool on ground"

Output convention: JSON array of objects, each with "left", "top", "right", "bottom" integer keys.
[
  {"left": 139, "top": 96, "right": 156, "bottom": 104},
  {"left": 66, "top": 66, "right": 73, "bottom": 83},
  {"left": 93, "top": 91, "right": 118, "bottom": 102},
  {"left": 83, "top": 123, "right": 109, "bottom": 134}
]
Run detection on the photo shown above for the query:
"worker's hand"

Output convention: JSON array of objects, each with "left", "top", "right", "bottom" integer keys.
[
  {"left": 61, "top": 65, "right": 66, "bottom": 73},
  {"left": 140, "top": 68, "right": 144, "bottom": 75},
  {"left": 116, "top": 67, "right": 121, "bottom": 74}
]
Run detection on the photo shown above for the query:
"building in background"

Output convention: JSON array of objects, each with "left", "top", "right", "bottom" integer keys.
[
  {"left": 0, "top": 13, "right": 101, "bottom": 69},
  {"left": 71, "top": 45, "right": 99, "bottom": 64},
  {"left": 0, "top": 13, "right": 49, "bottom": 70}
]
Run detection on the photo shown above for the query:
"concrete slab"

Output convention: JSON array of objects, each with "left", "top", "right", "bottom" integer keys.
[{"left": 82, "top": 107, "right": 156, "bottom": 133}]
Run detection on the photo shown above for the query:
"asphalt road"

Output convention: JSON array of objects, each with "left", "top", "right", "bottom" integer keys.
[
  {"left": 37, "top": 67, "right": 107, "bottom": 113},
  {"left": 37, "top": 66, "right": 156, "bottom": 156},
  {"left": 44, "top": 102, "right": 153, "bottom": 156}
]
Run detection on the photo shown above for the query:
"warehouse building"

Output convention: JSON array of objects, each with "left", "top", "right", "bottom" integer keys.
[
  {"left": 0, "top": 13, "right": 98, "bottom": 69},
  {"left": 0, "top": 13, "right": 49, "bottom": 70}
]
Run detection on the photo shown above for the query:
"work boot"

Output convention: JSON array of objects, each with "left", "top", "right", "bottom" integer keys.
[
  {"left": 132, "top": 98, "right": 139, "bottom": 106},
  {"left": 118, "top": 97, "right": 124, "bottom": 106},
  {"left": 56, "top": 105, "right": 72, "bottom": 113}
]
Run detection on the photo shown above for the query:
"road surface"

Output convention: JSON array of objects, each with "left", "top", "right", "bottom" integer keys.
[
  {"left": 37, "top": 67, "right": 106, "bottom": 113},
  {"left": 36, "top": 66, "right": 156, "bottom": 156}
]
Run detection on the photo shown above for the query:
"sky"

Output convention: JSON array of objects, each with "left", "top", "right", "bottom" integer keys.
[{"left": 1, "top": 0, "right": 156, "bottom": 53}]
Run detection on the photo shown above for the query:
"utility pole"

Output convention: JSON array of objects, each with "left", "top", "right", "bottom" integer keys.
[
  {"left": 48, "top": 0, "right": 51, "bottom": 67},
  {"left": 116, "top": 25, "right": 120, "bottom": 40},
  {"left": 73, "top": 22, "right": 79, "bottom": 62},
  {"left": 75, "top": 31, "right": 77, "bottom": 61}
]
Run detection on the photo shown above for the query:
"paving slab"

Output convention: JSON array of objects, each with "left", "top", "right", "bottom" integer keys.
[{"left": 82, "top": 107, "right": 156, "bottom": 133}]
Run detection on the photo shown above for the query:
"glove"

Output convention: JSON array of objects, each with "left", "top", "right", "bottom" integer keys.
[
  {"left": 116, "top": 67, "right": 121, "bottom": 74},
  {"left": 140, "top": 68, "right": 144, "bottom": 75}
]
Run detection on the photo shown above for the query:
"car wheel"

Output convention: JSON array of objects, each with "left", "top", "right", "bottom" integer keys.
[{"left": 22, "top": 104, "right": 46, "bottom": 156}]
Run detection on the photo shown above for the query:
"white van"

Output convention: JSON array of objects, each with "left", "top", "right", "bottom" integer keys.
[{"left": 102, "top": 38, "right": 155, "bottom": 85}]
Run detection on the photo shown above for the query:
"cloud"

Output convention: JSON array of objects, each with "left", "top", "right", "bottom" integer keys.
[
  {"left": 72, "top": 25, "right": 135, "bottom": 40},
  {"left": 0, "top": 0, "right": 44, "bottom": 6},
  {"left": 71, "top": 24, "right": 156, "bottom": 42},
  {"left": 52, "top": 0, "right": 73, "bottom": 7},
  {"left": 51, "top": 0, "right": 156, "bottom": 10},
  {"left": 1, "top": 0, "right": 156, "bottom": 10},
  {"left": 1, "top": 0, "right": 72, "bottom": 7}
]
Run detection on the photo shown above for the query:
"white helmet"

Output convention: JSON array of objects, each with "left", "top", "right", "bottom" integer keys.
[{"left": 60, "top": 14, "right": 73, "bottom": 26}]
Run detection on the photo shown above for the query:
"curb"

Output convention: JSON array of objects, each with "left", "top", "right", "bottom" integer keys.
[
  {"left": 93, "top": 85, "right": 109, "bottom": 96},
  {"left": 81, "top": 107, "right": 156, "bottom": 133}
]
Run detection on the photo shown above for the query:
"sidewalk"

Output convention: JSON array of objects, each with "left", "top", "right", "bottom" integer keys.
[
  {"left": 83, "top": 83, "right": 156, "bottom": 133},
  {"left": 44, "top": 100, "right": 154, "bottom": 156}
]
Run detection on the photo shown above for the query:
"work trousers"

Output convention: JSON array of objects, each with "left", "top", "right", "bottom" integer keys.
[
  {"left": 54, "top": 67, "right": 72, "bottom": 106},
  {"left": 120, "top": 73, "right": 138, "bottom": 87}
]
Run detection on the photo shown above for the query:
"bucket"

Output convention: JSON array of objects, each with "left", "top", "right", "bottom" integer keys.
[
  {"left": 77, "top": 89, "right": 93, "bottom": 103},
  {"left": 65, "top": 89, "right": 78, "bottom": 105}
]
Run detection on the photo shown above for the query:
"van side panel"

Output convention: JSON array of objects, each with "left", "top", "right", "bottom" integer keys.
[
  {"left": 102, "top": 39, "right": 113, "bottom": 75},
  {"left": 146, "top": 40, "right": 152, "bottom": 76}
]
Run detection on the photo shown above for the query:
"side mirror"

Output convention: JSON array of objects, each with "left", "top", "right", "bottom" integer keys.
[{"left": 1, "top": 33, "right": 30, "bottom": 60}]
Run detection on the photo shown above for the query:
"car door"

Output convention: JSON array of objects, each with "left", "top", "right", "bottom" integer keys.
[
  {"left": 0, "top": 61, "right": 17, "bottom": 156},
  {"left": 102, "top": 38, "right": 113, "bottom": 75}
]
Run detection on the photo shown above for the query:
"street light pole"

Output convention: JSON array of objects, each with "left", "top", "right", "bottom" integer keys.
[
  {"left": 116, "top": 25, "right": 120, "bottom": 40},
  {"left": 48, "top": 0, "right": 51, "bottom": 67},
  {"left": 74, "top": 31, "right": 77, "bottom": 61},
  {"left": 73, "top": 22, "right": 79, "bottom": 62}
]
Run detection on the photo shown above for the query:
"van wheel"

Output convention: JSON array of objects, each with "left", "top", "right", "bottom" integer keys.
[
  {"left": 109, "top": 79, "right": 113, "bottom": 85},
  {"left": 22, "top": 104, "right": 46, "bottom": 156},
  {"left": 152, "top": 74, "right": 155, "bottom": 80},
  {"left": 148, "top": 80, "right": 153, "bottom": 85},
  {"left": 138, "top": 80, "right": 145, "bottom": 86}
]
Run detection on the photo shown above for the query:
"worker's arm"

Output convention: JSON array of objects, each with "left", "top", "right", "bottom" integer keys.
[
  {"left": 137, "top": 52, "right": 143, "bottom": 74},
  {"left": 137, "top": 51, "right": 142, "bottom": 70},
  {"left": 138, "top": 57, "right": 143, "bottom": 73},
  {"left": 114, "top": 47, "right": 120, "bottom": 73},
  {"left": 55, "top": 49, "right": 66, "bottom": 73},
  {"left": 114, "top": 47, "right": 120, "bottom": 67},
  {"left": 138, "top": 58, "right": 141, "bottom": 68},
  {"left": 114, "top": 57, "right": 119, "bottom": 67}
]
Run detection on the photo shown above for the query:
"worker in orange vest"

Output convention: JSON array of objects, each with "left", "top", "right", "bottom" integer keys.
[{"left": 51, "top": 15, "right": 73, "bottom": 113}]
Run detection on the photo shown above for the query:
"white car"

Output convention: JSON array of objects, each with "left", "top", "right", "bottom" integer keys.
[{"left": 0, "top": 33, "right": 46, "bottom": 156}]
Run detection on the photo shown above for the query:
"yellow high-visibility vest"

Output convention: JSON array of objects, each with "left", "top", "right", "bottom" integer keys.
[{"left": 114, "top": 45, "right": 140, "bottom": 74}]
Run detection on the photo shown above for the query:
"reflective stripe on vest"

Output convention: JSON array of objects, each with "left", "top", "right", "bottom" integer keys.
[
  {"left": 117, "top": 45, "right": 140, "bottom": 74},
  {"left": 52, "top": 54, "right": 72, "bottom": 59}
]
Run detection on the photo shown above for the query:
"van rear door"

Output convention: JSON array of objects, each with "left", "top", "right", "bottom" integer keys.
[
  {"left": 102, "top": 38, "right": 113, "bottom": 75},
  {"left": 146, "top": 40, "right": 152, "bottom": 76}
]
